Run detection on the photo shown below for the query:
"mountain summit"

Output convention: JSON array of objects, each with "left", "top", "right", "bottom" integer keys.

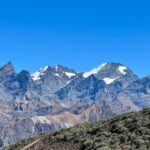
[{"left": 83, "top": 62, "right": 138, "bottom": 84}]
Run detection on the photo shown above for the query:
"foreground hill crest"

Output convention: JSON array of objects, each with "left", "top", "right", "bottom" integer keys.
[{"left": 4, "top": 108, "right": 150, "bottom": 150}]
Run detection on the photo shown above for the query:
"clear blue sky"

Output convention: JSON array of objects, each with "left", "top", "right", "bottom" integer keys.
[{"left": 0, "top": 0, "right": 150, "bottom": 77}]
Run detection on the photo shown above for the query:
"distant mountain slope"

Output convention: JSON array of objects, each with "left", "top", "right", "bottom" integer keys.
[{"left": 4, "top": 108, "right": 150, "bottom": 150}]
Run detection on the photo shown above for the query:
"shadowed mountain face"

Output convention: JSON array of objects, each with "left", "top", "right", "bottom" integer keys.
[
  {"left": 0, "top": 61, "right": 149, "bottom": 147},
  {"left": 0, "top": 62, "right": 16, "bottom": 82}
]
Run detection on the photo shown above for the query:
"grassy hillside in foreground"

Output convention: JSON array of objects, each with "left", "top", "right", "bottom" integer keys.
[{"left": 3, "top": 108, "right": 150, "bottom": 150}]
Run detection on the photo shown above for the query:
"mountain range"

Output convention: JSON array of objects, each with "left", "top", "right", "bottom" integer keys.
[{"left": 0, "top": 61, "right": 150, "bottom": 147}]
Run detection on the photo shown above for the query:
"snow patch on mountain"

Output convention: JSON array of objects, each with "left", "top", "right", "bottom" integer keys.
[
  {"left": 65, "top": 72, "right": 76, "bottom": 78},
  {"left": 31, "top": 66, "right": 49, "bottom": 81},
  {"left": 32, "top": 116, "right": 51, "bottom": 124},
  {"left": 54, "top": 73, "right": 60, "bottom": 77},
  {"left": 83, "top": 63, "right": 107, "bottom": 78},
  {"left": 103, "top": 77, "right": 118, "bottom": 84},
  {"left": 55, "top": 66, "right": 59, "bottom": 71},
  {"left": 118, "top": 66, "right": 127, "bottom": 75}
]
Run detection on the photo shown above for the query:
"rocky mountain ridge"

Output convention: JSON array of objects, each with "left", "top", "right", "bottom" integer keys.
[{"left": 0, "top": 61, "right": 149, "bottom": 147}]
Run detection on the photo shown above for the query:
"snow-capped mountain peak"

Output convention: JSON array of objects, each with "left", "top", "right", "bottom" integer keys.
[
  {"left": 31, "top": 65, "right": 77, "bottom": 81},
  {"left": 82, "top": 62, "right": 136, "bottom": 85},
  {"left": 83, "top": 63, "right": 107, "bottom": 78},
  {"left": 53, "top": 65, "right": 77, "bottom": 78},
  {"left": 31, "top": 66, "right": 49, "bottom": 81}
]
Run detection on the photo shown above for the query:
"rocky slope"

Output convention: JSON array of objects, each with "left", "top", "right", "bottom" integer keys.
[
  {"left": 3, "top": 108, "right": 150, "bottom": 150},
  {"left": 0, "top": 61, "right": 150, "bottom": 147}
]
